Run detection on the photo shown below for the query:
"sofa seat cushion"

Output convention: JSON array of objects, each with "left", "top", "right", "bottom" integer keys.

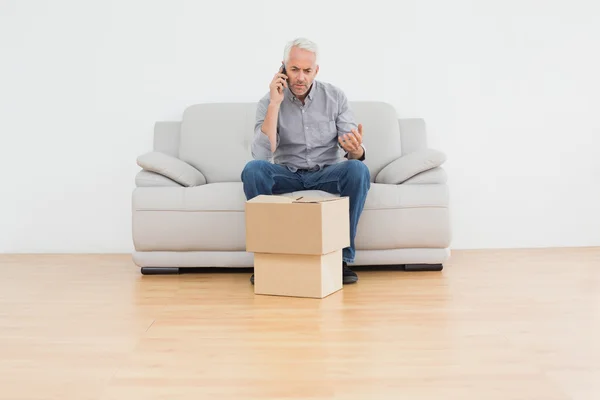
[
  {"left": 133, "top": 181, "right": 450, "bottom": 252},
  {"left": 280, "top": 184, "right": 450, "bottom": 250},
  {"left": 133, "top": 182, "right": 448, "bottom": 212},
  {"left": 280, "top": 183, "right": 448, "bottom": 210},
  {"left": 134, "top": 182, "right": 247, "bottom": 212}
]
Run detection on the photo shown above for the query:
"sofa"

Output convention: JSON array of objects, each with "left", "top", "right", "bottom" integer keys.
[{"left": 131, "top": 101, "right": 451, "bottom": 274}]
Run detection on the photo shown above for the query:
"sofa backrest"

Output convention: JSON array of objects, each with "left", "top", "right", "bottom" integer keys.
[
  {"left": 178, "top": 103, "right": 256, "bottom": 183},
  {"left": 155, "top": 101, "right": 425, "bottom": 183},
  {"left": 349, "top": 101, "right": 402, "bottom": 181}
]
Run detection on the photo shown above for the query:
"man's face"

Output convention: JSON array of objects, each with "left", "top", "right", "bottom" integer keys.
[{"left": 284, "top": 46, "right": 319, "bottom": 98}]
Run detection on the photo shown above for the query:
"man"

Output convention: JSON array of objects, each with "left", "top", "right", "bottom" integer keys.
[{"left": 241, "top": 37, "right": 370, "bottom": 285}]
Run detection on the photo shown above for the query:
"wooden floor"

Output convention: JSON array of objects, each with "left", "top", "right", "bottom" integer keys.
[{"left": 1, "top": 247, "right": 599, "bottom": 400}]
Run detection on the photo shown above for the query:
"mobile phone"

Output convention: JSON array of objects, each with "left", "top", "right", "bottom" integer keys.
[{"left": 281, "top": 62, "right": 287, "bottom": 76}]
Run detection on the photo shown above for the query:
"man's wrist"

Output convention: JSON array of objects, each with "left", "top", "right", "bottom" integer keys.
[{"left": 348, "top": 146, "right": 365, "bottom": 160}]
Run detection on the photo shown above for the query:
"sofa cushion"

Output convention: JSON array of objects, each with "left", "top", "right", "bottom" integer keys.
[
  {"left": 177, "top": 100, "right": 403, "bottom": 184},
  {"left": 178, "top": 103, "right": 256, "bottom": 184},
  {"left": 347, "top": 101, "right": 402, "bottom": 182},
  {"left": 375, "top": 148, "right": 447, "bottom": 184},
  {"left": 132, "top": 182, "right": 449, "bottom": 252},
  {"left": 280, "top": 184, "right": 448, "bottom": 210},
  {"left": 133, "top": 182, "right": 247, "bottom": 212},
  {"left": 135, "top": 170, "right": 182, "bottom": 187},
  {"left": 133, "top": 182, "right": 448, "bottom": 212},
  {"left": 402, "top": 167, "right": 448, "bottom": 184},
  {"left": 137, "top": 151, "right": 207, "bottom": 187}
]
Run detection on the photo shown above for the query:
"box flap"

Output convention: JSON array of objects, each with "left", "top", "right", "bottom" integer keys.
[
  {"left": 292, "top": 196, "right": 344, "bottom": 204},
  {"left": 247, "top": 195, "right": 294, "bottom": 204},
  {"left": 247, "top": 195, "right": 346, "bottom": 204}
]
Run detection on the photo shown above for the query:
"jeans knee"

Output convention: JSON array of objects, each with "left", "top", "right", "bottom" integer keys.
[
  {"left": 241, "top": 160, "right": 270, "bottom": 182},
  {"left": 346, "top": 160, "right": 371, "bottom": 183}
]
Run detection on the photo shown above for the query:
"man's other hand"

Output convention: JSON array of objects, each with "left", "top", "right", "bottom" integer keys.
[{"left": 339, "top": 123, "right": 364, "bottom": 159}]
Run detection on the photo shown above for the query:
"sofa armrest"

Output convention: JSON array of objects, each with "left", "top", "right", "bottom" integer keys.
[
  {"left": 375, "top": 148, "right": 447, "bottom": 184},
  {"left": 135, "top": 170, "right": 183, "bottom": 187},
  {"left": 136, "top": 151, "right": 207, "bottom": 187},
  {"left": 402, "top": 167, "right": 447, "bottom": 184}
]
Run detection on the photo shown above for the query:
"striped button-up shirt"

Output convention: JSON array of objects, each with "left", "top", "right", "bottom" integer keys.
[{"left": 251, "top": 80, "right": 365, "bottom": 172}]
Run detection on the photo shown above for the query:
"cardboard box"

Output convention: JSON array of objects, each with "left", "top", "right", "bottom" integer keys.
[
  {"left": 253, "top": 250, "right": 343, "bottom": 298},
  {"left": 245, "top": 195, "right": 350, "bottom": 299},
  {"left": 245, "top": 195, "right": 350, "bottom": 255}
]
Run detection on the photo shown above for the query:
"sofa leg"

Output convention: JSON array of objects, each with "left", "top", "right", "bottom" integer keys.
[
  {"left": 405, "top": 263, "right": 443, "bottom": 272},
  {"left": 140, "top": 267, "right": 180, "bottom": 275}
]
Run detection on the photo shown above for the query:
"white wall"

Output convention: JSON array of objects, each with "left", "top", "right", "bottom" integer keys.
[{"left": 1, "top": 0, "right": 599, "bottom": 253}]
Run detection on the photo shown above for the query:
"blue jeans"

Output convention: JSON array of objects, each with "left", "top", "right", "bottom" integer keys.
[{"left": 241, "top": 159, "right": 371, "bottom": 263}]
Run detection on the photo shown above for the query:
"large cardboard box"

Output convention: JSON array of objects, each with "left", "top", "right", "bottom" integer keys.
[
  {"left": 245, "top": 195, "right": 350, "bottom": 255},
  {"left": 245, "top": 195, "right": 350, "bottom": 298}
]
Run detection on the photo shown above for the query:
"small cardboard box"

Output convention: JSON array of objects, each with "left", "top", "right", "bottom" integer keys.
[
  {"left": 253, "top": 250, "right": 343, "bottom": 298},
  {"left": 245, "top": 195, "right": 350, "bottom": 299},
  {"left": 245, "top": 195, "right": 350, "bottom": 255}
]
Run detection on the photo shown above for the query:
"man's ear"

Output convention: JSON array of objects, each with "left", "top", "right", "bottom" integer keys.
[{"left": 315, "top": 65, "right": 320, "bottom": 75}]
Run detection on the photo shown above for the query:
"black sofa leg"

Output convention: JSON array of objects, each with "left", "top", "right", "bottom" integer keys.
[
  {"left": 405, "top": 263, "right": 443, "bottom": 272},
  {"left": 141, "top": 267, "right": 180, "bottom": 275}
]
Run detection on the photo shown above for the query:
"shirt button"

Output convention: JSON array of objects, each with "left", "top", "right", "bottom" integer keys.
[{"left": 302, "top": 110, "right": 305, "bottom": 113}]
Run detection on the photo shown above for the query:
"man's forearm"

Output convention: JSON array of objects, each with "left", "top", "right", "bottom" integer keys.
[{"left": 261, "top": 102, "right": 280, "bottom": 152}]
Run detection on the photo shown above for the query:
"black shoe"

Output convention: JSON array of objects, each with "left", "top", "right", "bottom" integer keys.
[
  {"left": 250, "top": 274, "right": 254, "bottom": 285},
  {"left": 343, "top": 262, "right": 358, "bottom": 284}
]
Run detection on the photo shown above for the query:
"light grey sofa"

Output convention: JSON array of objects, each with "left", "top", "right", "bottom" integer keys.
[{"left": 132, "top": 101, "right": 451, "bottom": 274}]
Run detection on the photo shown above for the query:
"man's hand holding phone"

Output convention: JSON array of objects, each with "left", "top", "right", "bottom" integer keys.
[
  {"left": 261, "top": 65, "right": 288, "bottom": 153},
  {"left": 269, "top": 65, "right": 288, "bottom": 105}
]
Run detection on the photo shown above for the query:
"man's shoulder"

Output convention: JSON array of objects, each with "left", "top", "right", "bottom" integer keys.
[
  {"left": 316, "top": 80, "right": 346, "bottom": 97},
  {"left": 255, "top": 91, "right": 272, "bottom": 114}
]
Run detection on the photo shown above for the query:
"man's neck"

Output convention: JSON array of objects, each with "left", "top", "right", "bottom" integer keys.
[{"left": 294, "top": 82, "right": 314, "bottom": 105}]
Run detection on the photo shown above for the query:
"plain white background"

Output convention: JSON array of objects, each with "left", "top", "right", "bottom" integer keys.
[{"left": 1, "top": 0, "right": 599, "bottom": 253}]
